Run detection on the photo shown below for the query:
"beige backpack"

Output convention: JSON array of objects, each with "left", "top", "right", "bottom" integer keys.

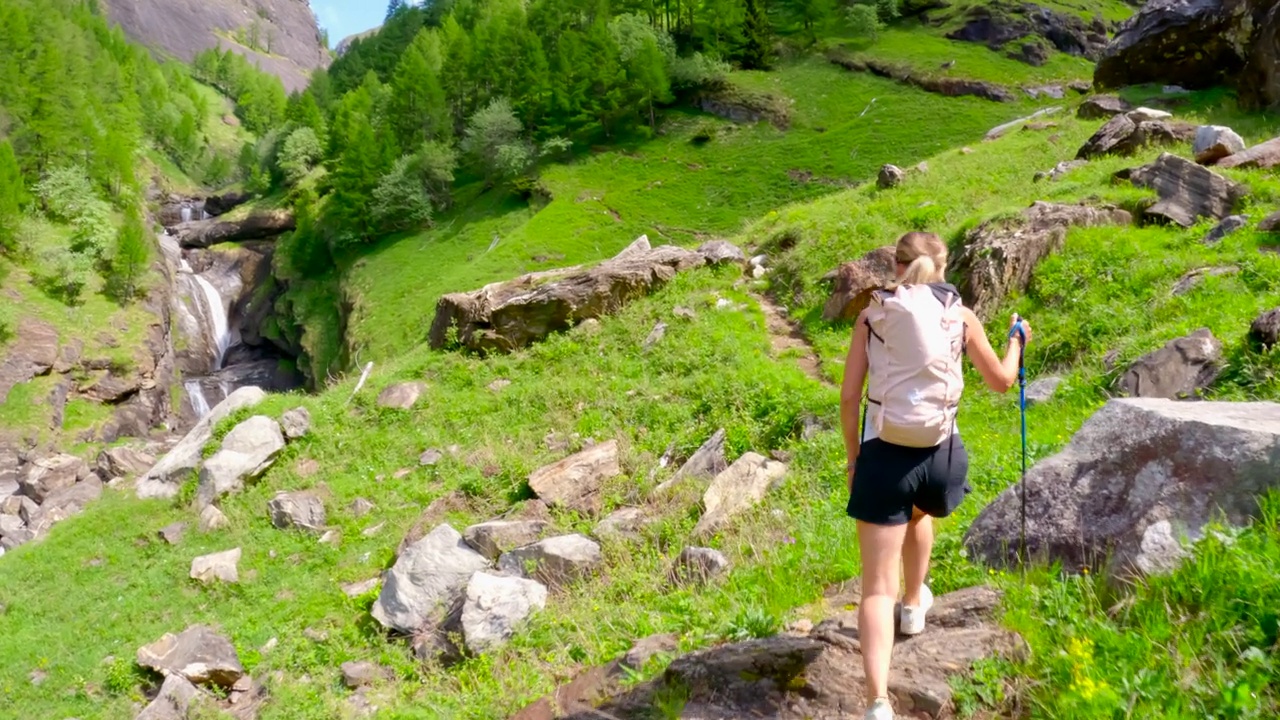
[{"left": 863, "top": 283, "right": 967, "bottom": 448}]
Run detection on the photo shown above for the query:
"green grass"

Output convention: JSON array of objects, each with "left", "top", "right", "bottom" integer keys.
[
  {"left": 834, "top": 29, "right": 1097, "bottom": 86},
  {"left": 341, "top": 55, "right": 1051, "bottom": 362}
]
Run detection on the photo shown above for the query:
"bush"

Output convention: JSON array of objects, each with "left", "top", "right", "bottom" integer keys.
[
  {"left": 847, "top": 4, "right": 884, "bottom": 40},
  {"left": 372, "top": 155, "right": 435, "bottom": 233},
  {"left": 279, "top": 127, "right": 323, "bottom": 187},
  {"left": 416, "top": 141, "right": 459, "bottom": 208},
  {"left": 34, "top": 165, "right": 96, "bottom": 223},
  {"left": 35, "top": 247, "right": 92, "bottom": 305},
  {"left": 670, "top": 53, "right": 731, "bottom": 91}
]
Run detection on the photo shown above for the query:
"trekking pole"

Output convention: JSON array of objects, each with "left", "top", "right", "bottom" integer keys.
[{"left": 1009, "top": 314, "right": 1028, "bottom": 574}]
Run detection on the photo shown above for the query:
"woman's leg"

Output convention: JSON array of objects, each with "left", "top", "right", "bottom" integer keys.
[
  {"left": 902, "top": 507, "right": 933, "bottom": 607},
  {"left": 858, "top": 519, "right": 910, "bottom": 702}
]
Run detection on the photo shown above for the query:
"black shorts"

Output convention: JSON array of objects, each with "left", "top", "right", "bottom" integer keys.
[{"left": 846, "top": 434, "right": 971, "bottom": 526}]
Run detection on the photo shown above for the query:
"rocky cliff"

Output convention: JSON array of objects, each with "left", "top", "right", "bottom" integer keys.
[
  {"left": 100, "top": 0, "right": 330, "bottom": 93},
  {"left": 1095, "top": 0, "right": 1280, "bottom": 110}
]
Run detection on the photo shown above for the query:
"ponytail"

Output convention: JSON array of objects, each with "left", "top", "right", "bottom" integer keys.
[{"left": 887, "top": 231, "right": 947, "bottom": 290}]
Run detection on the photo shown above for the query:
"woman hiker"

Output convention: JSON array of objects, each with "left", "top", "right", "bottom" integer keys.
[{"left": 838, "top": 231, "right": 1031, "bottom": 720}]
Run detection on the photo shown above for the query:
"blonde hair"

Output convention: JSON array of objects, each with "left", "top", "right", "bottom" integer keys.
[{"left": 888, "top": 231, "right": 947, "bottom": 289}]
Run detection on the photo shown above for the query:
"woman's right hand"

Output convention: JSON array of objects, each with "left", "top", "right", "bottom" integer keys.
[{"left": 1009, "top": 315, "right": 1033, "bottom": 347}]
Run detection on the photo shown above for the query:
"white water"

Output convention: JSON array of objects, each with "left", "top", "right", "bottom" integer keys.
[
  {"left": 185, "top": 381, "right": 211, "bottom": 417},
  {"left": 193, "top": 274, "right": 230, "bottom": 369}
]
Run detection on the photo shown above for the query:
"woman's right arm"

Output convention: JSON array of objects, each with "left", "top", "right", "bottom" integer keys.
[{"left": 962, "top": 308, "right": 1031, "bottom": 393}]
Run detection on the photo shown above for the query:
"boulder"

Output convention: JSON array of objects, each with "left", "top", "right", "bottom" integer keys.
[
  {"left": 1249, "top": 308, "right": 1280, "bottom": 349},
  {"left": 463, "top": 520, "right": 548, "bottom": 560},
  {"left": 1024, "top": 376, "right": 1063, "bottom": 405},
  {"left": 0, "top": 318, "right": 59, "bottom": 404},
  {"left": 954, "top": 202, "right": 1132, "bottom": 320},
  {"left": 966, "top": 399, "right": 1280, "bottom": 581},
  {"left": 190, "top": 548, "right": 241, "bottom": 584},
  {"left": 641, "top": 321, "right": 667, "bottom": 350},
  {"left": 280, "top": 407, "right": 311, "bottom": 439},
  {"left": 693, "top": 453, "right": 788, "bottom": 537},
  {"left": 0, "top": 514, "right": 23, "bottom": 536},
  {"left": 428, "top": 242, "right": 726, "bottom": 354},
  {"left": 1118, "top": 328, "right": 1223, "bottom": 399},
  {"left": 944, "top": 1, "right": 1109, "bottom": 58},
  {"left": 376, "top": 382, "right": 427, "bottom": 410},
  {"left": 97, "top": 446, "right": 155, "bottom": 479},
  {"left": 78, "top": 370, "right": 141, "bottom": 404},
  {"left": 371, "top": 524, "right": 491, "bottom": 635},
  {"left": 173, "top": 210, "right": 296, "bottom": 249},
  {"left": 0, "top": 528, "right": 35, "bottom": 550},
  {"left": 1202, "top": 215, "right": 1250, "bottom": 244},
  {"left": 877, "top": 164, "right": 906, "bottom": 189},
  {"left": 137, "top": 387, "right": 267, "bottom": 500},
  {"left": 672, "top": 547, "right": 731, "bottom": 585},
  {"left": 527, "top": 440, "right": 620, "bottom": 513},
  {"left": 1194, "top": 125, "right": 1247, "bottom": 164},
  {"left": 594, "top": 507, "right": 650, "bottom": 539},
  {"left": 135, "top": 674, "right": 201, "bottom": 720},
  {"left": 697, "top": 240, "right": 747, "bottom": 266},
  {"left": 137, "top": 625, "right": 245, "bottom": 689},
  {"left": 498, "top": 534, "right": 603, "bottom": 589},
  {"left": 267, "top": 490, "right": 327, "bottom": 532},
  {"left": 340, "top": 661, "right": 389, "bottom": 689},
  {"left": 460, "top": 571, "right": 549, "bottom": 654},
  {"left": 349, "top": 497, "right": 376, "bottom": 518},
  {"left": 1117, "top": 153, "right": 1246, "bottom": 227},
  {"left": 158, "top": 522, "right": 187, "bottom": 545},
  {"left": 820, "top": 247, "right": 897, "bottom": 322},
  {"left": 1077, "top": 94, "right": 1133, "bottom": 119},
  {"left": 196, "top": 416, "right": 286, "bottom": 507},
  {"left": 20, "top": 454, "right": 89, "bottom": 503},
  {"left": 198, "top": 505, "right": 229, "bottom": 532},
  {"left": 40, "top": 474, "right": 103, "bottom": 520},
  {"left": 1260, "top": 210, "right": 1280, "bottom": 232},
  {"left": 1171, "top": 265, "right": 1239, "bottom": 295},
  {"left": 1076, "top": 112, "right": 1196, "bottom": 159},
  {"left": 654, "top": 429, "right": 730, "bottom": 497},
  {"left": 419, "top": 448, "right": 444, "bottom": 466},
  {"left": 1218, "top": 137, "right": 1280, "bottom": 169}
]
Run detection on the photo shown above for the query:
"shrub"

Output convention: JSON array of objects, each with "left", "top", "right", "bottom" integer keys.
[
  {"left": 372, "top": 155, "right": 435, "bottom": 233},
  {"left": 279, "top": 127, "right": 323, "bottom": 186}
]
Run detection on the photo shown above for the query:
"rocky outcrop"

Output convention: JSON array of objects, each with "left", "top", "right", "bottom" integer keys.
[
  {"left": 1217, "top": 136, "right": 1280, "bottom": 169},
  {"left": 100, "top": 0, "right": 329, "bottom": 93},
  {"left": 827, "top": 53, "right": 1016, "bottom": 102},
  {"left": 1116, "top": 153, "right": 1247, "bottom": 226},
  {"left": 1077, "top": 95, "right": 1133, "bottom": 119},
  {"left": 498, "top": 534, "right": 603, "bottom": 589},
  {"left": 694, "top": 453, "right": 788, "bottom": 537},
  {"left": 954, "top": 202, "right": 1133, "bottom": 320},
  {"left": 821, "top": 247, "right": 897, "bottom": 322},
  {"left": 461, "top": 572, "right": 549, "bottom": 654},
  {"left": 1076, "top": 110, "right": 1196, "bottom": 159},
  {"left": 0, "top": 318, "right": 58, "bottom": 404},
  {"left": 527, "top": 440, "right": 620, "bottom": 514},
  {"left": 138, "top": 387, "right": 267, "bottom": 499},
  {"left": 172, "top": 210, "right": 296, "bottom": 249},
  {"left": 1094, "top": 0, "right": 1280, "bottom": 111},
  {"left": 945, "top": 1, "right": 1110, "bottom": 59},
  {"left": 372, "top": 524, "right": 491, "bottom": 636},
  {"left": 512, "top": 584, "right": 1021, "bottom": 719},
  {"left": 429, "top": 238, "right": 741, "bottom": 354},
  {"left": 1118, "top": 328, "right": 1223, "bottom": 399},
  {"left": 97, "top": 446, "right": 155, "bottom": 480},
  {"left": 965, "top": 398, "right": 1280, "bottom": 581},
  {"left": 197, "top": 415, "right": 286, "bottom": 507},
  {"left": 463, "top": 520, "right": 548, "bottom": 561},
  {"left": 137, "top": 625, "right": 245, "bottom": 689}
]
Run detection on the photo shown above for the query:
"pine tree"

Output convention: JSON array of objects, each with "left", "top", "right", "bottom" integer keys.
[
  {"left": 740, "top": 0, "right": 774, "bottom": 70},
  {"left": 629, "top": 36, "right": 671, "bottom": 132},
  {"left": 386, "top": 0, "right": 408, "bottom": 22},
  {"left": 108, "top": 205, "right": 149, "bottom": 303},
  {"left": 388, "top": 29, "right": 451, "bottom": 149},
  {"left": 0, "top": 140, "right": 26, "bottom": 254}
]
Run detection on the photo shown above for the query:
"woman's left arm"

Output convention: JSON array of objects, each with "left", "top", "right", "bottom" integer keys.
[{"left": 840, "top": 309, "right": 871, "bottom": 491}]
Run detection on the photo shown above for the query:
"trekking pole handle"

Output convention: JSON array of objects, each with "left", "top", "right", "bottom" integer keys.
[{"left": 1008, "top": 314, "right": 1028, "bottom": 346}]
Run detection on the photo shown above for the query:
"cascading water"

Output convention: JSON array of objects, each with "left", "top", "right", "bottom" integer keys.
[
  {"left": 185, "top": 380, "right": 211, "bottom": 417},
  {"left": 178, "top": 255, "right": 232, "bottom": 419}
]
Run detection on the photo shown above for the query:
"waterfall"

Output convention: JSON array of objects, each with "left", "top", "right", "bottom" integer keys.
[
  {"left": 185, "top": 381, "right": 211, "bottom": 417},
  {"left": 181, "top": 206, "right": 192, "bottom": 223},
  {"left": 193, "top": 274, "right": 230, "bottom": 369}
]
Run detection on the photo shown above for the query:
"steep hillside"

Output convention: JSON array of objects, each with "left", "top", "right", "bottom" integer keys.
[{"left": 101, "top": 0, "right": 330, "bottom": 92}]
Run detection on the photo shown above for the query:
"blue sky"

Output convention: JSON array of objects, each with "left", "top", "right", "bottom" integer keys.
[{"left": 311, "top": 1, "right": 389, "bottom": 46}]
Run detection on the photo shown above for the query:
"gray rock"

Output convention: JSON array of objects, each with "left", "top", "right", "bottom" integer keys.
[
  {"left": 371, "top": 524, "right": 491, "bottom": 635},
  {"left": 1194, "top": 125, "right": 1246, "bottom": 165},
  {"left": 653, "top": 429, "right": 728, "bottom": 497},
  {"left": 20, "top": 455, "right": 89, "bottom": 503},
  {"left": 594, "top": 507, "right": 650, "bottom": 539},
  {"left": 697, "top": 240, "right": 746, "bottom": 266},
  {"left": 623, "top": 633, "right": 680, "bottom": 670},
  {"left": 39, "top": 474, "right": 103, "bottom": 520},
  {"left": 190, "top": 548, "right": 240, "bottom": 584},
  {"left": 1250, "top": 308, "right": 1280, "bottom": 349},
  {"left": 0, "top": 528, "right": 35, "bottom": 550},
  {"left": 613, "top": 235, "right": 652, "bottom": 261},
  {"left": 349, "top": 497, "right": 376, "bottom": 518},
  {"left": 1219, "top": 137, "right": 1280, "bottom": 170},
  {"left": 693, "top": 453, "right": 788, "bottom": 537},
  {"left": 137, "top": 625, "right": 245, "bottom": 689},
  {"left": 418, "top": 448, "right": 443, "bottom": 466},
  {"left": 1077, "top": 95, "right": 1132, "bottom": 119},
  {"left": 1202, "top": 215, "right": 1249, "bottom": 244},
  {"left": 821, "top": 246, "right": 897, "bottom": 322},
  {"left": 137, "top": 387, "right": 267, "bottom": 499},
  {"left": 673, "top": 547, "right": 731, "bottom": 584},
  {"left": 463, "top": 520, "right": 548, "bottom": 561},
  {"left": 158, "top": 522, "right": 187, "bottom": 545},
  {"left": 340, "top": 661, "right": 388, "bottom": 689},
  {"left": 1134, "top": 520, "right": 1189, "bottom": 575},
  {"left": 1117, "top": 153, "right": 1246, "bottom": 227},
  {"left": 461, "top": 571, "right": 548, "bottom": 654},
  {"left": 498, "top": 534, "right": 603, "bottom": 589},
  {"left": 642, "top": 321, "right": 667, "bottom": 350},
  {"left": 965, "top": 398, "right": 1280, "bottom": 582},
  {"left": 376, "top": 382, "right": 427, "bottom": 410},
  {"left": 877, "top": 164, "right": 906, "bottom": 189},
  {"left": 280, "top": 407, "right": 311, "bottom": 440},
  {"left": 96, "top": 446, "right": 155, "bottom": 479},
  {"left": 1076, "top": 113, "right": 1196, "bottom": 160},
  {"left": 0, "top": 514, "right": 23, "bottom": 536},
  {"left": 0, "top": 477, "right": 17, "bottom": 501},
  {"left": 267, "top": 490, "right": 327, "bottom": 532},
  {"left": 1119, "top": 328, "right": 1222, "bottom": 399},
  {"left": 197, "top": 416, "right": 285, "bottom": 507},
  {"left": 1024, "top": 376, "right": 1063, "bottom": 405},
  {"left": 198, "top": 505, "right": 228, "bottom": 532},
  {"left": 1171, "top": 266, "right": 1239, "bottom": 295},
  {"left": 342, "top": 578, "right": 380, "bottom": 598},
  {"left": 135, "top": 674, "right": 200, "bottom": 720},
  {"left": 527, "top": 440, "right": 620, "bottom": 513}
]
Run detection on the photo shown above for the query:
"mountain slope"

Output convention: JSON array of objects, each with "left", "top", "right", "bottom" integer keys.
[{"left": 101, "top": 0, "right": 330, "bottom": 92}]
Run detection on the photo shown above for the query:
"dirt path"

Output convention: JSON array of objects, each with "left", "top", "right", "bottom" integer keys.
[{"left": 752, "top": 292, "right": 833, "bottom": 386}]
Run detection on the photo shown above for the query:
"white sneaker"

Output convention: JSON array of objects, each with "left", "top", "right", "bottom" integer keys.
[
  {"left": 899, "top": 584, "right": 933, "bottom": 636},
  {"left": 864, "top": 696, "right": 894, "bottom": 720}
]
